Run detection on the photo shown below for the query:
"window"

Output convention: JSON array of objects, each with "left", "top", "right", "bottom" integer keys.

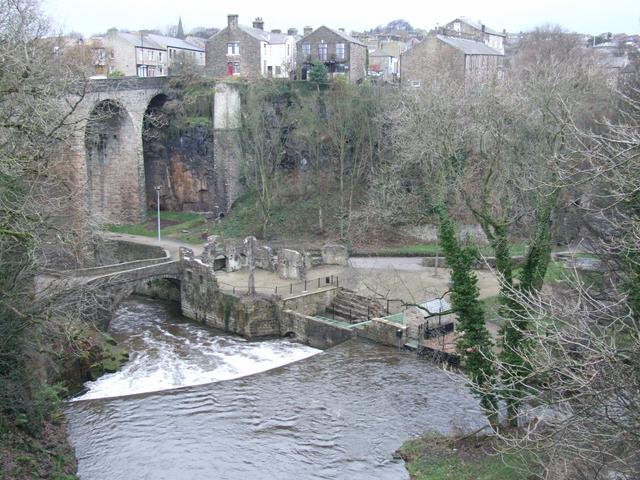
[
  {"left": 275, "top": 66, "right": 281, "bottom": 75},
  {"left": 137, "top": 49, "right": 143, "bottom": 61},
  {"left": 148, "top": 50, "right": 155, "bottom": 60},
  {"left": 302, "top": 43, "right": 310, "bottom": 58},
  {"left": 158, "top": 52, "right": 163, "bottom": 62},
  {"left": 411, "top": 79, "right": 422, "bottom": 88},
  {"left": 263, "top": 60, "right": 267, "bottom": 74},
  {"left": 169, "top": 49, "right": 174, "bottom": 59},
  {"left": 318, "top": 43, "right": 327, "bottom": 61},
  {"left": 227, "top": 42, "right": 240, "bottom": 55},
  {"left": 336, "top": 43, "right": 345, "bottom": 60},
  {"left": 453, "top": 21, "right": 461, "bottom": 32},
  {"left": 137, "top": 65, "right": 147, "bottom": 77}
]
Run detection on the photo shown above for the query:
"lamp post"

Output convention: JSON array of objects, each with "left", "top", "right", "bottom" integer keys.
[{"left": 154, "top": 186, "right": 161, "bottom": 241}]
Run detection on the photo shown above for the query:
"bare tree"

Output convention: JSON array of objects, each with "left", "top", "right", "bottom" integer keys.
[
  {"left": 488, "top": 85, "right": 640, "bottom": 479},
  {"left": 240, "top": 80, "right": 289, "bottom": 239}
]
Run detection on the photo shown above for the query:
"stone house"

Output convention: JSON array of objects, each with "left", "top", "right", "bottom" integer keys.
[
  {"left": 92, "top": 31, "right": 203, "bottom": 77},
  {"left": 145, "top": 33, "right": 205, "bottom": 72},
  {"left": 206, "top": 15, "right": 297, "bottom": 79},
  {"left": 400, "top": 33, "right": 503, "bottom": 87},
  {"left": 369, "top": 48, "right": 398, "bottom": 80},
  {"left": 444, "top": 17, "right": 506, "bottom": 54},
  {"left": 296, "top": 26, "right": 367, "bottom": 83}
]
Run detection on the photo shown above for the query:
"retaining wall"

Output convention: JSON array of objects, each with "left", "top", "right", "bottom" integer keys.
[{"left": 280, "top": 310, "right": 353, "bottom": 349}]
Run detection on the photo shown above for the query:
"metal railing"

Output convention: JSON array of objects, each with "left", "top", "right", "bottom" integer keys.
[{"left": 217, "top": 274, "right": 339, "bottom": 298}]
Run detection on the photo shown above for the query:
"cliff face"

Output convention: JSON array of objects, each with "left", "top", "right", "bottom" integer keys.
[{"left": 144, "top": 120, "right": 218, "bottom": 212}]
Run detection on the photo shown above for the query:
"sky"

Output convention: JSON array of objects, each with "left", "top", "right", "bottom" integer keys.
[{"left": 42, "top": 0, "right": 640, "bottom": 38}]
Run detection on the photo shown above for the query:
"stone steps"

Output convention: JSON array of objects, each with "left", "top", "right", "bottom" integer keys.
[{"left": 324, "top": 289, "right": 386, "bottom": 324}]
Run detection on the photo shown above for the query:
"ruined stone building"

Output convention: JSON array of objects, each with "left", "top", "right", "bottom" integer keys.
[
  {"left": 296, "top": 26, "right": 367, "bottom": 83},
  {"left": 206, "top": 15, "right": 298, "bottom": 79}
]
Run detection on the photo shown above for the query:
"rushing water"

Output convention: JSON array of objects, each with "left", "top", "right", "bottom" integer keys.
[{"left": 66, "top": 298, "right": 488, "bottom": 480}]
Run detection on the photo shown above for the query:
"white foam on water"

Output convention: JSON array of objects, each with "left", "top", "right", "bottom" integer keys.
[{"left": 72, "top": 310, "right": 320, "bottom": 401}]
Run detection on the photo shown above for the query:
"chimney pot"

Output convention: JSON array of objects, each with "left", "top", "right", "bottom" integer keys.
[
  {"left": 228, "top": 14, "right": 239, "bottom": 28},
  {"left": 253, "top": 17, "right": 264, "bottom": 30}
]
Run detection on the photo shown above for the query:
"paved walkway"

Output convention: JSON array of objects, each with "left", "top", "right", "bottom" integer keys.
[{"left": 100, "top": 232, "right": 204, "bottom": 258}]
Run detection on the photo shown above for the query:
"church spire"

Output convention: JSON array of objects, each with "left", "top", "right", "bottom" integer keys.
[{"left": 176, "top": 17, "right": 185, "bottom": 39}]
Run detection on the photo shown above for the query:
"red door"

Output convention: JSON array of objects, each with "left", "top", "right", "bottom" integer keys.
[{"left": 227, "top": 63, "right": 233, "bottom": 76}]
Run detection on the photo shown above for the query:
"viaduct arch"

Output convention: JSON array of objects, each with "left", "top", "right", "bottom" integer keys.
[{"left": 65, "top": 77, "right": 242, "bottom": 226}]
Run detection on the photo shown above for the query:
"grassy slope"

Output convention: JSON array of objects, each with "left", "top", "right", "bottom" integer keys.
[
  {"left": 399, "top": 433, "right": 534, "bottom": 480},
  {"left": 106, "top": 211, "right": 207, "bottom": 244},
  {"left": 0, "top": 415, "right": 77, "bottom": 480},
  {"left": 105, "top": 191, "right": 339, "bottom": 244}
]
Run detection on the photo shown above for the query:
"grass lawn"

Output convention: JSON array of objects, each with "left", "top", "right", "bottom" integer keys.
[
  {"left": 399, "top": 433, "right": 535, "bottom": 480},
  {"left": 105, "top": 211, "right": 207, "bottom": 245},
  {"left": 380, "top": 243, "right": 529, "bottom": 257}
]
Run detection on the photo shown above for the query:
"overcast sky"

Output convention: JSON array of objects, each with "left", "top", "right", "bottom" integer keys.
[{"left": 42, "top": 0, "right": 639, "bottom": 38}]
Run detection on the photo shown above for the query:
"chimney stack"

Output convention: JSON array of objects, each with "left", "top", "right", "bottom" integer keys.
[
  {"left": 253, "top": 17, "right": 264, "bottom": 30},
  {"left": 339, "top": 28, "right": 345, "bottom": 33},
  {"left": 303, "top": 26, "right": 313, "bottom": 37},
  {"left": 228, "top": 14, "right": 238, "bottom": 28},
  {"left": 271, "top": 29, "right": 281, "bottom": 33},
  {"left": 287, "top": 28, "right": 298, "bottom": 36},
  {"left": 481, "top": 24, "right": 486, "bottom": 33}
]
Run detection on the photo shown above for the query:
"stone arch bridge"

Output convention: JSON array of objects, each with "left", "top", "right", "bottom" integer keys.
[
  {"left": 41, "top": 239, "right": 406, "bottom": 350},
  {"left": 63, "top": 77, "right": 243, "bottom": 225}
]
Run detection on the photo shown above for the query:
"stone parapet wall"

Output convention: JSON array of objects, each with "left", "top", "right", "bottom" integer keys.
[
  {"left": 281, "top": 287, "right": 338, "bottom": 317},
  {"left": 356, "top": 318, "right": 407, "bottom": 348}
]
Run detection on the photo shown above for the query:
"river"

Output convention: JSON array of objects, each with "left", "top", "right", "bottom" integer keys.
[{"left": 66, "top": 298, "right": 488, "bottom": 480}]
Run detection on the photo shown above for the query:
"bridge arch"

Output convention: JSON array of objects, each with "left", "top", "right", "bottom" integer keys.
[
  {"left": 142, "top": 94, "right": 169, "bottom": 211},
  {"left": 85, "top": 99, "right": 143, "bottom": 224}
]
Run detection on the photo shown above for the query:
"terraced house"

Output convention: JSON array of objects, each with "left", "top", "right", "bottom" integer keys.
[
  {"left": 91, "top": 30, "right": 204, "bottom": 77},
  {"left": 206, "top": 14, "right": 297, "bottom": 79},
  {"left": 296, "top": 26, "right": 367, "bottom": 83}
]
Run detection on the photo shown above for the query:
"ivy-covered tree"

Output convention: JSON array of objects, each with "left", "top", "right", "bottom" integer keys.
[{"left": 436, "top": 204, "right": 497, "bottom": 417}]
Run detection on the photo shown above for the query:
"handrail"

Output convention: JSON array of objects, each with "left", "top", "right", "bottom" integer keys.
[{"left": 217, "top": 274, "right": 339, "bottom": 298}]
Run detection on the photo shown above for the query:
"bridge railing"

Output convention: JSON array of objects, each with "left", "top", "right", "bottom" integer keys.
[
  {"left": 45, "top": 249, "right": 171, "bottom": 278},
  {"left": 217, "top": 274, "right": 339, "bottom": 298}
]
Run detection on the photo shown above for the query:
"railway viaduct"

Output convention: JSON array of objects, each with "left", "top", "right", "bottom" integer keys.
[{"left": 62, "top": 77, "right": 243, "bottom": 225}]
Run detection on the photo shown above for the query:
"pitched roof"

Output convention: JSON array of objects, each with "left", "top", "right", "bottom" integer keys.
[
  {"left": 370, "top": 48, "right": 395, "bottom": 58},
  {"left": 146, "top": 33, "right": 204, "bottom": 51},
  {"left": 298, "top": 26, "right": 367, "bottom": 47},
  {"left": 417, "top": 298, "right": 452, "bottom": 317},
  {"left": 117, "top": 32, "right": 164, "bottom": 50},
  {"left": 454, "top": 17, "right": 505, "bottom": 37},
  {"left": 326, "top": 26, "right": 367, "bottom": 47},
  {"left": 437, "top": 34, "right": 503, "bottom": 55},
  {"left": 209, "top": 24, "right": 292, "bottom": 44}
]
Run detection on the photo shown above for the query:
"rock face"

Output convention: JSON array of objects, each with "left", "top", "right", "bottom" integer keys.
[{"left": 144, "top": 122, "right": 219, "bottom": 213}]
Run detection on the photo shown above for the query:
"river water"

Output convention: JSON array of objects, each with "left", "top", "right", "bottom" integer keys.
[{"left": 66, "top": 298, "right": 488, "bottom": 480}]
